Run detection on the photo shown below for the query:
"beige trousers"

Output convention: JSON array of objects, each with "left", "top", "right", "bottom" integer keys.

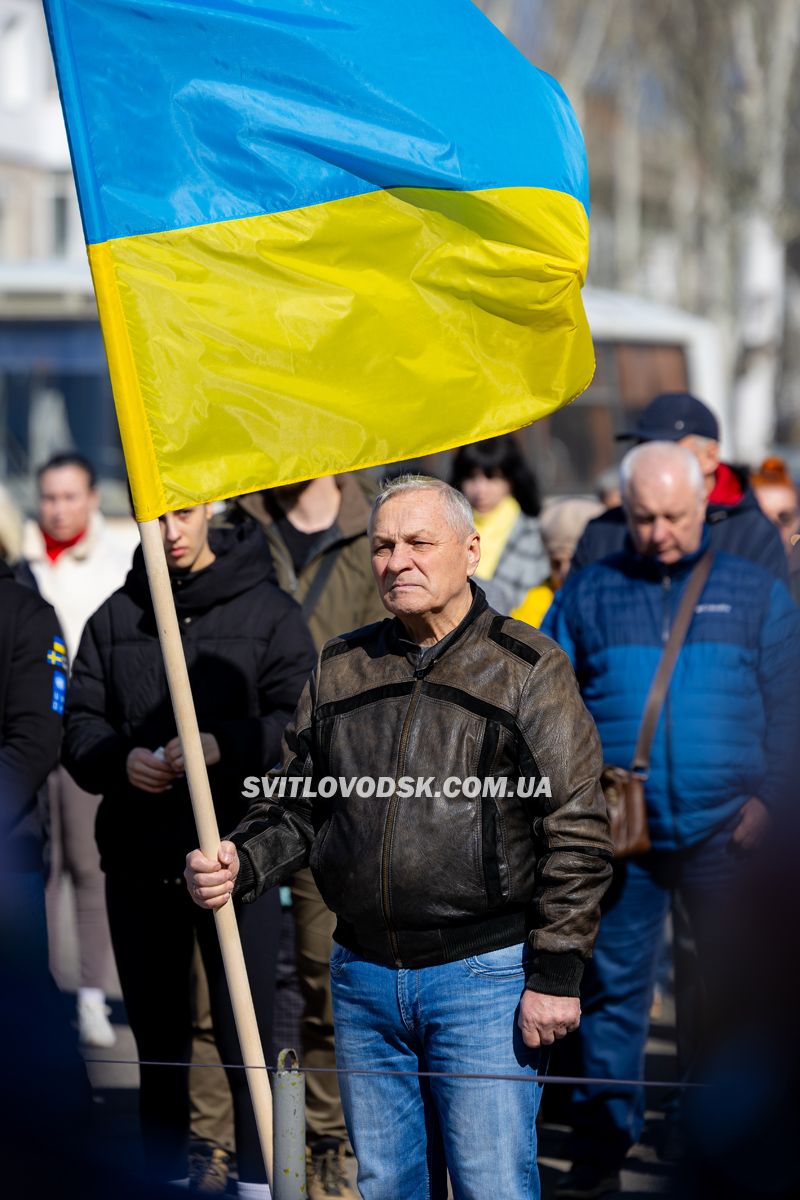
[
  {"left": 292, "top": 868, "right": 348, "bottom": 1144},
  {"left": 190, "top": 940, "right": 235, "bottom": 1153},
  {"left": 44, "top": 765, "right": 113, "bottom": 990}
]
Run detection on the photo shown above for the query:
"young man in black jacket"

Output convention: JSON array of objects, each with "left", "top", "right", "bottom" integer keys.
[{"left": 64, "top": 506, "right": 315, "bottom": 1195}]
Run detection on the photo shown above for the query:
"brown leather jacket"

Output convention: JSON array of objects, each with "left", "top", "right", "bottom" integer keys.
[{"left": 230, "top": 587, "right": 612, "bottom": 996}]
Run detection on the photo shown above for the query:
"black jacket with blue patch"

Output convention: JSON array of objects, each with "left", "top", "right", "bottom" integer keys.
[{"left": 0, "top": 560, "right": 65, "bottom": 872}]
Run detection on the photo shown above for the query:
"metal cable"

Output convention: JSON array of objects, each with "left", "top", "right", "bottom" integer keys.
[{"left": 84, "top": 1057, "right": 704, "bottom": 1089}]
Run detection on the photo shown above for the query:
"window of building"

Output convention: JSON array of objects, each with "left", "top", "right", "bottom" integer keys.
[
  {"left": 0, "top": 11, "right": 32, "bottom": 109},
  {"left": 51, "top": 190, "right": 69, "bottom": 257}
]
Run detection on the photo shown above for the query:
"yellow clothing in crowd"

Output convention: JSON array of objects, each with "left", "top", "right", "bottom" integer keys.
[
  {"left": 512, "top": 580, "right": 556, "bottom": 628},
  {"left": 473, "top": 495, "right": 521, "bottom": 580}
]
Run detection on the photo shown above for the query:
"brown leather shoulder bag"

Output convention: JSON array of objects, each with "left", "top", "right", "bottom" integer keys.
[{"left": 602, "top": 551, "right": 714, "bottom": 858}]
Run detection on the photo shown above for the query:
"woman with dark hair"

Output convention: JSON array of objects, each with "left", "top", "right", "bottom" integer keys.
[{"left": 451, "top": 435, "right": 547, "bottom": 612}]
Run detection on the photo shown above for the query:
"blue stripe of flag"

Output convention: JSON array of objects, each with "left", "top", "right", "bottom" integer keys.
[{"left": 44, "top": 0, "right": 589, "bottom": 245}]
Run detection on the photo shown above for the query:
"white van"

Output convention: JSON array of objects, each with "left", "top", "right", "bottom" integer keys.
[
  {"left": 522, "top": 287, "right": 729, "bottom": 494},
  {"left": 395, "top": 286, "right": 729, "bottom": 493}
]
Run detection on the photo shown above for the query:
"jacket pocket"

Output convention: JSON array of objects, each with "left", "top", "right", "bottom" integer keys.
[
  {"left": 481, "top": 790, "right": 510, "bottom": 909},
  {"left": 309, "top": 817, "right": 334, "bottom": 875}
]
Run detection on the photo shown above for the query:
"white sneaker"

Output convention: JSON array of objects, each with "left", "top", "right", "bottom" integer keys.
[{"left": 77, "top": 994, "right": 116, "bottom": 1048}]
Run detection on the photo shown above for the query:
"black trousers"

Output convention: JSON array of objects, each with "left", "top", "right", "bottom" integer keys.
[{"left": 106, "top": 874, "right": 280, "bottom": 1183}]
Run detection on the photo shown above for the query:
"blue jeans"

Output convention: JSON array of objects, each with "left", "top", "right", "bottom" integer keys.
[
  {"left": 330, "top": 941, "right": 546, "bottom": 1200},
  {"left": 570, "top": 822, "right": 741, "bottom": 1167}
]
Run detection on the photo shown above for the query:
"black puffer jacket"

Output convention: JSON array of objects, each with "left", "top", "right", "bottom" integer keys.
[
  {"left": 63, "top": 521, "right": 316, "bottom": 875},
  {"left": 229, "top": 587, "right": 612, "bottom": 997},
  {"left": 0, "top": 561, "right": 64, "bottom": 872}
]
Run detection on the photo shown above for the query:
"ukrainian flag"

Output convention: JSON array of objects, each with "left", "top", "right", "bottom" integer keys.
[{"left": 44, "top": 0, "right": 592, "bottom": 521}]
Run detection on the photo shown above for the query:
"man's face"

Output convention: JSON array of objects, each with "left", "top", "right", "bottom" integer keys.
[
  {"left": 38, "top": 466, "right": 97, "bottom": 542},
  {"left": 678, "top": 435, "right": 719, "bottom": 493},
  {"left": 624, "top": 471, "right": 706, "bottom": 564},
  {"left": 159, "top": 505, "right": 214, "bottom": 572},
  {"left": 371, "top": 491, "right": 480, "bottom": 618},
  {"left": 755, "top": 482, "right": 800, "bottom": 554}
]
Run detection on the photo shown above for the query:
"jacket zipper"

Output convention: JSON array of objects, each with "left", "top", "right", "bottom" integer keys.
[
  {"left": 661, "top": 574, "right": 680, "bottom": 847},
  {"left": 380, "top": 672, "right": 425, "bottom": 965}
]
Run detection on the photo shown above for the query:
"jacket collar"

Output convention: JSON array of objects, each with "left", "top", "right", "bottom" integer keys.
[
  {"left": 238, "top": 474, "right": 373, "bottom": 543},
  {"left": 707, "top": 473, "right": 761, "bottom": 523},
  {"left": 392, "top": 581, "right": 488, "bottom": 671},
  {"left": 708, "top": 462, "right": 744, "bottom": 507},
  {"left": 622, "top": 527, "right": 712, "bottom": 582},
  {"left": 125, "top": 519, "right": 273, "bottom": 614},
  {"left": 236, "top": 475, "right": 375, "bottom": 588},
  {"left": 23, "top": 511, "right": 105, "bottom": 565}
]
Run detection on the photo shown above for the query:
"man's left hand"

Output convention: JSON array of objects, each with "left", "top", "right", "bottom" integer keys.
[
  {"left": 164, "top": 733, "right": 221, "bottom": 774},
  {"left": 518, "top": 991, "right": 580, "bottom": 1048},
  {"left": 731, "top": 796, "right": 770, "bottom": 851}
]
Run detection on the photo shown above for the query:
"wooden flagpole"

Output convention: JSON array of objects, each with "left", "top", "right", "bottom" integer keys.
[{"left": 138, "top": 517, "right": 274, "bottom": 1189}]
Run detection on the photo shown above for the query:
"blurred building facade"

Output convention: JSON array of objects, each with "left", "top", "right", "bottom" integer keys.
[
  {"left": 0, "top": 0, "right": 83, "bottom": 264},
  {"left": 478, "top": 0, "right": 800, "bottom": 465},
  {"left": 0, "top": 1, "right": 131, "bottom": 511}
]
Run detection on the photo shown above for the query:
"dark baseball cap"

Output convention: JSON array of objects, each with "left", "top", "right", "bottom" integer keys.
[{"left": 616, "top": 392, "right": 720, "bottom": 443}]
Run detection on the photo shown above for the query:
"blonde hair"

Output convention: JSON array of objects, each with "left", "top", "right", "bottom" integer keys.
[{"left": 0, "top": 485, "right": 23, "bottom": 563}]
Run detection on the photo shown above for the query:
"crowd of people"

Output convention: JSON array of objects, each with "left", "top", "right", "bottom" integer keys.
[{"left": 2, "top": 389, "right": 799, "bottom": 1199}]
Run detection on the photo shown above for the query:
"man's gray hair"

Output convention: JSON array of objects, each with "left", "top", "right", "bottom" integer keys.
[
  {"left": 620, "top": 441, "right": 705, "bottom": 500},
  {"left": 370, "top": 474, "right": 476, "bottom": 538}
]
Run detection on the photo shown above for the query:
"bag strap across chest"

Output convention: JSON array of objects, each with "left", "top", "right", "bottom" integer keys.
[{"left": 631, "top": 550, "right": 714, "bottom": 775}]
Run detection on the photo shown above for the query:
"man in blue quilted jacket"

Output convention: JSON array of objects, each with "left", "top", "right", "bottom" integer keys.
[{"left": 543, "top": 441, "right": 800, "bottom": 1199}]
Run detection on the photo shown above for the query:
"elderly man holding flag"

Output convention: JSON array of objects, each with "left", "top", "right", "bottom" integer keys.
[
  {"left": 44, "top": 0, "right": 599, "bottom": 1194},
  {"left": 188, "top": 475, "right": 613, "bottom": 1198}
]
